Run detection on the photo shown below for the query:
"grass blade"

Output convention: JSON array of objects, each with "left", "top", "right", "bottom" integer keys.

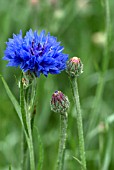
[{"left": 1, "top": 75, "right": 22, "bottom": 122}]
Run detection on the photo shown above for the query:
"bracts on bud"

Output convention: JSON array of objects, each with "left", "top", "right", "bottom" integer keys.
[
  {"left": 51, "top": 91, "right": 70, "bottom": 115},
  {"left": 66, "top": 57, "right": 83, "bottom": 78}
]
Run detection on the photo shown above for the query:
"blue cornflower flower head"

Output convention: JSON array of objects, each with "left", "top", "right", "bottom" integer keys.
[{"left": 3, "top": 29, "right": 68, "bottom": 77}]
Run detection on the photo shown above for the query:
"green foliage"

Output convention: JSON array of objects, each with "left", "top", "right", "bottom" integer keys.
[{"left": 0, "top": 0, "right": 114, "bottom": 169}]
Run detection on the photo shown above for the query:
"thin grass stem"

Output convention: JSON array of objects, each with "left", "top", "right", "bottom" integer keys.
[{"left": 87, "top": 0, "right": 111, "bottom": 134}]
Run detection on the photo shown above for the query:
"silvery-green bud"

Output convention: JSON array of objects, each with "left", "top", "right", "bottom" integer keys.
[
  {"left": 50, "top": 91, "right": 70, "bottom": 114},
  {"left": 66, "top": 57, "right": 83, "bottom": 77}
]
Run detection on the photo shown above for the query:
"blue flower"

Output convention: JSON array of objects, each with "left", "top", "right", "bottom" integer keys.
[{"left": 3, "top": 29, "right": 68, "bottom": 77}]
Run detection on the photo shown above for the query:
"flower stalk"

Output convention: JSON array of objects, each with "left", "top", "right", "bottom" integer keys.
[
  {"left": 22, "top": 132, "right": 28, "bottom": 170},
  {"left": 26, "top": 110, "right": 35, "bottom": 170},
  {"left": 71, "top": 77, "right": 86, "bottom": 170},
  {"left": 66, "top": 57, "right": 86, "bottom": 170},
  {"left": 56, "top": 112, "right": 68, "bottom": 170},
  {"left": 20, "top": 74, "right": 36, "bottom": 170},
  {"left": 20, "top": 75, "right": 28, "bottom": 170}
]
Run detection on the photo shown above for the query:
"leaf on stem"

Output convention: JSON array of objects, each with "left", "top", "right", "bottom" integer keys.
[{"left": 0, "top": 75, "right": 22, "bottom": 122}]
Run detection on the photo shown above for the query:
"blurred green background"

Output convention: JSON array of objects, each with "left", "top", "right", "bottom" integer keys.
[{"left": 0, "top": 0, "right": 114, "bottom": 169}]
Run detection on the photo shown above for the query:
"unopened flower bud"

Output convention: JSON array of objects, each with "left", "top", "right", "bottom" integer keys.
[
  {"left": 50, "top": 91, "right": 70, "bottom": 114},
  {"left": 66, "top": 57, "right": 83, "bottom": 77}
]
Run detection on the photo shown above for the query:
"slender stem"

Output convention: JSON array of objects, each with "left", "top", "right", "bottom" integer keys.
[
  {"left": 103, "top": 0, "right": 110, "bottom": 72},
  {"left": 87, "top": 0, "right": 111, "bottom": 134},
  {"left": 20, "top": 74, "right": 35, "bottom": 170},
  {"left": 99, "top": 129, "right": 104, "bottom": 169},
  {"left": 20, "top": 75, "right": 29, "bottom": 170},
  {"left": 35, "top": 127, "right": 44, "bottom": 170},
  {"left": 26, "top": 109, "right": 35, "bottom": 170},
  {"left": 31, "top": 105, "right": 36, "bottom": 132},
  {"left": 20, "top": 74, "right": 28, "bottom": 135},
  {"left": 56, "top": 112, "right": 68, "bottom": 170},
  {"left": 26, "top": 79, "right": 37, "bottom": 170},
  {"left": 71, "top": 77, "right": 86, "bottom": 170},
  {"left": 22, "top": 131, "right": 28, "bottom": 170}
]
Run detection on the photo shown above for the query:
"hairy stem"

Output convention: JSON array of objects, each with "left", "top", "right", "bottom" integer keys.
[
  {"left": 22, "top": 132, "right": 28, "bottom": 170},
  {"left": 20, "top": 75, "right": 29, "bottom": 170},
  {"left": 56, "top": 112, "right": 68, "bottom": 170},
  {"left": 26, "top": 110, "right": 35, "bottom": 170},
  {"left": 71, "top": 77, "right": 86, "bottom": 170},
  {"left": 20, "top": 74, "right": 35, "bottom": 170}
]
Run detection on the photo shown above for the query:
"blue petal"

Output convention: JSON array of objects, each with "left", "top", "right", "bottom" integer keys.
[{"left": 3, "top": 29, "right": 69, "bottom": 77}]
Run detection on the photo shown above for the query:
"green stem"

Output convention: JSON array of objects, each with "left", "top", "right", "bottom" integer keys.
[
  {"left": 87, "top": 0, "right": 111, "bottom": 133},
  {"left": 20, "top": 74, "right": 35, "bottom": 170},
  {"left": 20, "top": 75, "right": 29, "bottom": 170},
  {"left": 22, "top": 131, "right": 28, "bottom": 170},
  {"left": 103, "top": 0, "right": 110, "bottom": 72},
  {"left": 31, "top": 105, "right": 36, "bottom": 132},
  {"left": 35, "top": 127, "right": 44, "bottom": 170},
  {"left": 20, "top": 74, "right": 28, "bottom": 135},
  {"left": 26, "top": 109, "right": 35, "bottom": 170},
  {"left": 71, "top": 77, "right": 86, "bottom": 170},
  {"left": 56, "top": 112, "right": 68, "bottom": 170},
  {"left": 26, "top": 80, "right": 37, "bottom": 170}
]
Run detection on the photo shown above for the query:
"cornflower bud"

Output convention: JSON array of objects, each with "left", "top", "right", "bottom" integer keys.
[
  {"left": 50, "top": 91, "right": 70, "bottom": 114},
  {"left": 66, "top": 57, "right": 83, "bottom": 77}
]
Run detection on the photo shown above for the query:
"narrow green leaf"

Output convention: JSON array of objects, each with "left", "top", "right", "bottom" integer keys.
[
  {"left": 107, "top": 113, "right": 114, "bottom": 124},
  {"left": 1, "top": 75, "right": 22, "bottom": 122},
  {"left": 1, "top": 75, "right": 31, "bottom": 168},
  {"left": 101, "top": 131, "right": 113, "bottom": 170},
  {"left": 1, "top": 75, "right": 28, "bottom": 140}
]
